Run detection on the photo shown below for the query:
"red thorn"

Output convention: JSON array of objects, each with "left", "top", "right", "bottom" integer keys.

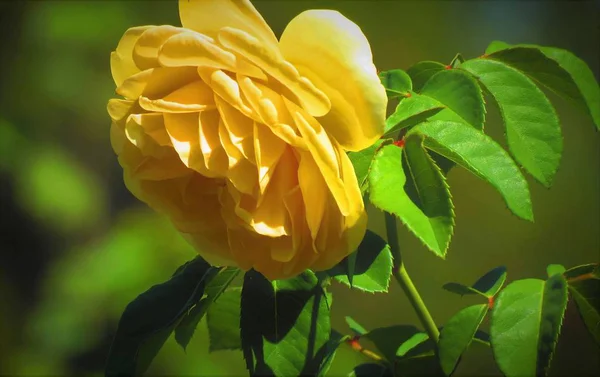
[
  {"left": 393, "top": 139, "right": 405, "bottom": 148},
  {"left": 347, "top": 336, "right": 362, "bottom": 350},
  {"left": 405, "top": 92, "right": 412, "bottom": 98},
  {"left": 444, "top": 65, "right": 452, "bottom": 70},
  {"left": 488, "top": 296, "right": 495, "bottom": 309}
]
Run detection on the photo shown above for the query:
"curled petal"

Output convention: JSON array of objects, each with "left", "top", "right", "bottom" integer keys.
[
  {"left": 133, "top": 25, "right": 183, "bottom": 70},
  {"left": 116, "top": 66, "right": 199, "bottom": 100},
  {"left": 279, "top": 10, "right": 387, "bottom": 151},
  {"left": 139, "top": 80, "right": 216, "bottom": 113}
]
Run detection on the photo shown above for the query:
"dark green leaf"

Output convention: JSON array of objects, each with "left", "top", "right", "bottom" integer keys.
[
  {"left": 364, "top": 325, "right": 422, "bottom": 362},
  {"left": 407, "top": 61, "right": 446, "bottom": 92},
  {"left": 174, "top": 266, "right": 239, "bottom": 350},
  {"left": 345, "top": 316, "right": 368, "bottom": 336},
  {"left": 317, "top": 330, "right": 346, "bottom": 377},
  {"left": 442, "top": 283, "right": 485, "bottom": 297},
  {"left": 485, "top": 42, "right": 600, "bottom": 129},
  {"left": 240, "top": 270, "right": 331, "bottom": 376},
  {"left": 395, "top": 351, "right": 444, "bottom": 377},
  {"left": 368, "top": 144, "right": 450, "bottom": 257},
  {"left": 326, "top": 230, "right": 393, "bottom": 293},
  {"left": 408, "top": 121, "right": 533, "bottom": 221},
  {"left": 384, "top": 94, "right": 445, "bottom": 135},
  {"left": 349, "top": 363, "right": 393, "bottom": 377},
  {"left": 490, "top": 275, "right": 568, "bottom": 377},
  {"left": 380, "top": 69, "right": 413, "bottom": 98},
  {"left": 348, "top": 140, "right": 386, "bottom": 195},
  {"left": 565, "top": 263, "right": 600, "bottom": 346},
  {"left": 420, "top": 69, "right": 486, "bottom": 130},
  {"left": 439, "top": 304, "right": 489, "bottom": 375},
  {"left": 105, "top": 257, "right": 216, "bottom": 376},
  {"left": 461, "top": 58, "right": 563, "bottom": 187},
  {"left": 546, "top": 264, "right": 566, "bottom": 278},
  {"left": 207, "top": 287, "right": 242, "bottom": 352},
  {"left": 471, "top": 266, "right": 508, "bottom": 297}
]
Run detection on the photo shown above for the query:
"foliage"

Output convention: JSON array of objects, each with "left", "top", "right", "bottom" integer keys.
[{"left": 106, "top": 38, "right": 600, "bottom": 377}]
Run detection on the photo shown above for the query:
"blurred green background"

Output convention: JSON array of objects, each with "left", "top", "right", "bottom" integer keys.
[{"left": 0, "top": 0, "right": 598, "bottom": 375}]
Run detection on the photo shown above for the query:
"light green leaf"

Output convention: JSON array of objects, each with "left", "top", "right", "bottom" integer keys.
[
  {"left": 546, "top": 264, "right": 566, "bottom": 278},
  {"left": 421, "top": 69, "right": 486, "bottom": 130},
  {"left": 485, "top": 42, "right": 600, "bottom": 129},
  {"left": 174, "top": 267, "right": 239, "bottom": 350},
  {"left": 206, "top": 287, "right": 242, "bottom": 352},
  {"left": 345, "top": 316, "right": 368, "bottom": 336},
  {"left": 368, "top": 144, "right": 449, "bottom": 257},
  {"left": 490, "top": 275, "right": 568, "bottom": 377},
  {"left": 461, "top": 58, "right": 563, "bottom": 187},
  {"left": 240, "top": 270, "right": 331, "bottom": 376},
  {"left": 348, "top": 140, "right": 386, "bottom": 195},
  {"left": 408, "top": 121, "right": 533, "bottom": 221},
  {"left": 439, "top": 304, "right": 489, "bottom": 376},
  {"left": 105, "top": 257, "right": 217, "bottom": 376},
  {"left": 565, "top": 263, "right": 600, "bottom": 346},
  {"left": 326, "top": 230, "right": 393, "bottom": 293},
  {"left": 384, "top": 94, "right": 445, "bottom": 135},
  {"left": 407, "top": 61, "right": 446, "bottom": 92},
  {"left": 379, "top": 69, "right": 413, "bottom": 98},
  {"left": 403, "top": 134, "right": 455, "bottom": 255}
]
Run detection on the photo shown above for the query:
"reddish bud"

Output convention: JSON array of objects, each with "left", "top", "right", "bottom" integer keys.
[
  {"left": 445, "top": 65, "right": 452, "bottom": 70},
  {"left": 393, "top": 139, "right": 405, "bottom": 148},
  {"left": 488, "top": 296, "right": 495, "bottom": 309},
  {"left": 347, "top": 336, "right": 362, "bottom": 350},
  {"left": 405, "top": 92, "right": 412, "bottom": 98}
]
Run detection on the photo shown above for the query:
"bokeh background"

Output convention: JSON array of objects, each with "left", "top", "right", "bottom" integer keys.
[{"left": 0, "top": 0, "right": 598, "bottom": 376}]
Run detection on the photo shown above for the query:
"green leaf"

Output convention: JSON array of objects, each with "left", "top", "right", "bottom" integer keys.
[
  {"left": 368, "top": 144, "right": 449, "bottom": 257},
  {"left": 461, "top": 58, "right": 563, "bottom": 187},
  {"left": 345, "top": 316, "right": 368, "bottom": 336},
  {"left": 105, "top": 257, "right": 216, "bottom": 376},
  {"left": 485, "top": 42, "right": 600, "bottom": 129},
  {"left": 380, "top": 69, "right": 413, "bottom": 98},
  {"left": 565, "top": 263, "right": 600, "bottom": 346},
  {"left": 349, "top": 363, "right": 393, "bottom": 377},
  {"left": 407, "top": 61, "right": 446, "bottom": 92},
  {"left": 439, "top": 304, "right": 489, "bottom": 376},
  {"left": 348, "top": 140, "right": 386, "bottom": 195},
  {"left": 384, "top": 94, "right": 445, "bottom": 135},
  {"left": 317, "top": 330, "right": 346, "bottom": 377},
  {"left": 408, "top": 121, "right": 533, "bottom": 221},
  {"left": 490, "top": 275, "right": 568, "bottom": 377},
  {"left": 395, "top": 351, "right": 444, "bottom": 377},
  {"left": 396, "top": 332, "right": 430, "bottom": 357},
  {"left": 420, "top": 69, "right": 486, "bottom": 130},
  {"left": 404, "top": 134, "right": 455, "bottom": 254},
  {"left": 364, "top": 325, "right": 425, "bottom": 363},
  {"left": 206, "top": 287, "right": 242, "bottom": 352},
  {"left": 240, "top": 270, "right": 331, "bottom": 376},
  {"left": 546, "top": 264, "right": 566, "bottom": 278},
  {"left": 174, "top": 266, "right": 239, "bottom": 350},
  {"left": 326, "top": 230, "right": 393, "bottom": 293}
]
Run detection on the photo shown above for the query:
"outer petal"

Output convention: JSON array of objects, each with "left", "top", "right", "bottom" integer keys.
[
  {"left": 178, "top": 0, "right": 278, "bottom": 47},
  {"left": 111, "top": 26, "right": 152, "bottom": 87},
  {"left": 279, "top": 10, "right": 387, "bottom": 151}
]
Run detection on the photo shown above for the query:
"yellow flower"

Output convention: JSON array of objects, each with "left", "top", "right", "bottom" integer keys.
[{"left": 107, "top": 0, "right": 387, "bottom": 280}]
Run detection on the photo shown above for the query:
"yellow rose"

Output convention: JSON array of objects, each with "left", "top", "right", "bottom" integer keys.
[{"left": 107, "top": 0, "right": 387, "bottom": 280}]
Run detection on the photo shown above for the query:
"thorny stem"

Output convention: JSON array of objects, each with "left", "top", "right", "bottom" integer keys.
[{"left": 384, "top": 212, "right": 440, "bottom": 345}]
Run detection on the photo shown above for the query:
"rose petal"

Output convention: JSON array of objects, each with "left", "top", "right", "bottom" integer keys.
[
  {"left": 178, "top": 0, "right": 278, "bottom": 48},
  {"left": 279, "top": 10, "right": 387, "bottom": 151},
  {"left": 116, "top": 66, "right": 199, "bottom": 100},
  {"left": 139, "top": 79, "right": 216, "bottom": 113},
  {"left": 163, "top": 112, "right": 214, "bottom": 177},
  {"left": 111, "top": 26, "right": 152, "bottom": 87},
  {"left": 198, "top": 110, "right": 229, "bottom": 176},
  {"left": 218, "top": 27, "right": 331, "bottom": 117},
  {"left": 254, "top": 122, "right": 286, "bottom": 195},
  {"left": 133, "top": 25, "right": 183, "bottom": 70},
  {"left": 158, "top": 30, "right": 266, "bottom": 80},
  {"left": 297, "top": 151, "right": 327, "bottom": 242}
]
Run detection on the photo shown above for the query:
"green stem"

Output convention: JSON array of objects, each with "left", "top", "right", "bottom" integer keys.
[{"left": 384, "top": 212, "right": 440, "bottom": 345}]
